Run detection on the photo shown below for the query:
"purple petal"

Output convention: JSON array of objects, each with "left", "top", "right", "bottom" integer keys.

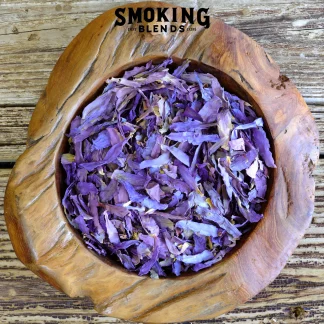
[
  {"left": 178, "top": 250, "right": 214, "bottom": 264},
  {"left": 229, "top": 138, "right": 245, "bottom": 151},
  {"left": 172, "top": 59, "right": 190, "bottom": 78},
  {"left": 120, "top": 180, "right": 168, "bottom": 210},
  {"left": 101, "top": 203, "right": 130, "bottom": 218},
  {"left": 172, "top": 260, "right": 182, "bottom": 276},
  {"left": 79, "top": 140, "right": 127, "bottom": 171},
  {"left": 139, "top": 237, "right": 159, "bottom": 276},
  {"left": 178, "top": 164, "right": 197, "bottom": 190},
  {"left": 162, "top": 144, "right": 190, "bottom": 167},
  {"left": 167, "top": 132, "right": 220, "bottom": 145},
  {"left": 139, "top": 153, "right": 170, "bottom": 169},
  {"left": 192, "top": 234, "right": 206, "bottom": 254},
  {"left": 198, "top": 97, "right": 222, "bottom": 122},
  {"left": 251, "top": 127, "right": 276, "bottom": 168},
  {"left": 74, "top": 215, "right": 89, "bottom": 235},
  {"left": 146, "top": 183, "right": 161, "bottom": 202},
  {"left": 230, "top": 149, "right": 258, "bottom": 172},
  {"left": 176, "top": 220, "right": 218, "bottom": 237},
  {"left": 76, "top": 182, "right": 98, "bottom": 195},
  {"left": 104, "top": 212, "right": 120, "bottom": 244},
  {"left": 92, "top": 131, "right": 111, "bottom": 151},
  {"left": 117, "top": 252, "right": 135, "bottom": 270},
  {"left": 111, "top": 169, "right": 148, "bottom": 189},
  {"left": 182, "top": 107, "right": 204, "bottom": 122},
  {"left": 246, "top": 158, "right": 259, "bottom": 178},
  {"left": 100, "top": 179, "right": 118, "bottom": 202},
  {"left": 235, "top": 117, "right": 263, "bottom": 130}
]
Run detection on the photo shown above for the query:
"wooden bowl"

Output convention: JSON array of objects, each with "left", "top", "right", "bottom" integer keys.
[{"left": 4, "top": 1, "right": 319, "bottom": 322}]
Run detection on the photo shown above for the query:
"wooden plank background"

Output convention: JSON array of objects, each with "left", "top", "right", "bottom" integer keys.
[{"left": 0, "top": 0, "right": 323, "bottom": 323}]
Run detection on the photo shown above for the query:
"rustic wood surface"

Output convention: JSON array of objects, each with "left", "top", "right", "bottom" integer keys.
[
  {"left": 0, "top": 0, "right": 323, "bottom": 323},
  {"left": 0, "top": 162, "right": 323, "bottom": 323},
  {"left": 4, "top": 0, "right": 319, "bottom": 321},
  {"left": 0, "top": 0, "right": 323, "bottom": 161}
]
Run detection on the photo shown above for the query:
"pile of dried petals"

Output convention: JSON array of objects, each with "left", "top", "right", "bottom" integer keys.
[{"left": 61, "top": 58, "right": 276, "bottom": 277}]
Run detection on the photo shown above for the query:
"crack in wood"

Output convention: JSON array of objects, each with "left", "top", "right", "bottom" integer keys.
[
  {"left": 0, "top": 162, "right": 15, "bottom": 168},
  {"left": 37, "top": 220, "right": 66, "bottom": 263},
  {"left": 265, "top": 51, "right": 272, "bottom": 64},
  {"left": 26, "top": 135, "right": 45, "bottom": 148},
  {"left": 0, "top": 26, "right": 69, "bottom": 37},
  {"left": 15, "top": 148, "right": 55, "bottom": 185},
  {"left": 98, "top": 277, "right": 149, "bottom": 312},
  {"left": 20, "top": 179, "right": 54, "bottom": 212},
  {"left": 140, "top": 42, "right": 151, "bottom": 57},
  {"left": 50, "top": 114, "right": 63, "bottom": 135},
  {"left": 280, "top": 166, "right": 292, "bottom": 220},
  {"left": 110, "top": 27, "right": 129, "bottom": 66},
  {"left": 130, "top": 39, "right": 142, "bottom": 58},
  {"left": 0, "top": 104, "right": 35, "bottom": 108},
  {"left": 131, "top": 273, "right": 226, "bottom": 321},
  {"left": 231, "top": 69, "right": 254, "bottom": 91},
  {"left": 198, "top": 48, "right": 205, "bottom": 61}
]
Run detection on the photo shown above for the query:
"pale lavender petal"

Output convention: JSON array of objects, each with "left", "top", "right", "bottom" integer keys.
[
  {"left": 252, "top": 127, "right": 276, "bottom": 168},
  {"left": 176, "top": 220, "right": 218, "bottom": 237},
  {"left": 162, "top": 144, "right": 190, "bottom": 167},
  {"left": 104, "top": 212, "right": 120, "bottom": 244},
  {"left": 146, "top": 183, "right": 161, "bottom": 202},
  {"left": 139, "top": 237, "right": 159, "bottom": 276},
  {"left": 139, "top": 152, "right": 170, "bottom": 169},
  {"left": 229, "top": 138, "right": 245, "bottom": 151},
  {"left": 235, "top": 117, "right": 263, "bottom": 130},
  {"left": 199, "top": 97, "right": 222, "bottom": 122},
  {"left": 178, "top": 250, "right": 214, "bottom": 264}
]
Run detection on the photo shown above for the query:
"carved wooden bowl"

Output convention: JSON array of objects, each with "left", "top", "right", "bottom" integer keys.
[{"left": 4, "top": 1, "right": 319, "bottom": 322}]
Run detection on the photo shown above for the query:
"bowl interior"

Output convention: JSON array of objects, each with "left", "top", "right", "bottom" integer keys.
[{"left": 56, "top": 55, "right": 275, "bottom": 278}]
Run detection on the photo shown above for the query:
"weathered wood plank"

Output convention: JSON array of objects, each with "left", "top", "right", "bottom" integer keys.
[
  {"left": 0, "top": 159, "right": 323, "bottom": 322},
  {"left": 0, "top": 0, "right": 323, "bottom": 106},
  {"left": 0, "top": 0, "right": 323, "bottom": 322},
  {"left": 203, "top": 0, "right": 324, "bottom": 103},
  {"left": 0, "top": 104, "right": 322, "bottom": 162},
  {"left": 0, "top": 107, "right": 33, "bottom": 161}
]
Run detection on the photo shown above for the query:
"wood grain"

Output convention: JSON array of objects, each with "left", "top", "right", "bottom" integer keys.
[
  {"left": 0, "top": 0, "right": 322, "bottom": 323},
  {"left": 0, "top": 105, "right": 323, "bottom": 162},
  {"left": 3, "top": 1, "right": 319, "bottom": 322},
  {"left": 0, "top": 0, "right": 323, "bottom": 106},
  {"left": 0, "top": 0, "right": 322, "bottom": 163},
  {"left": 0, "top": 107, "right": 33, "bottom": 162},
  {"left": 1, "top": 159, "right": 324, "bottom": 323}
]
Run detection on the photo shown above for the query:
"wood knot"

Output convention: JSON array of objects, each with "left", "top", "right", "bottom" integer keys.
[
  {"left": 279, "top": 74, "right": 289, "bottom": 83},
  {"left": 289, "top": 306, "right": 307, "bottom": 320},
  {"left": 28, "top": 33, "right": 40, "bottom": 41},
  {"left": 270, "top": 75, "right": 290, "bottom": 90}
]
